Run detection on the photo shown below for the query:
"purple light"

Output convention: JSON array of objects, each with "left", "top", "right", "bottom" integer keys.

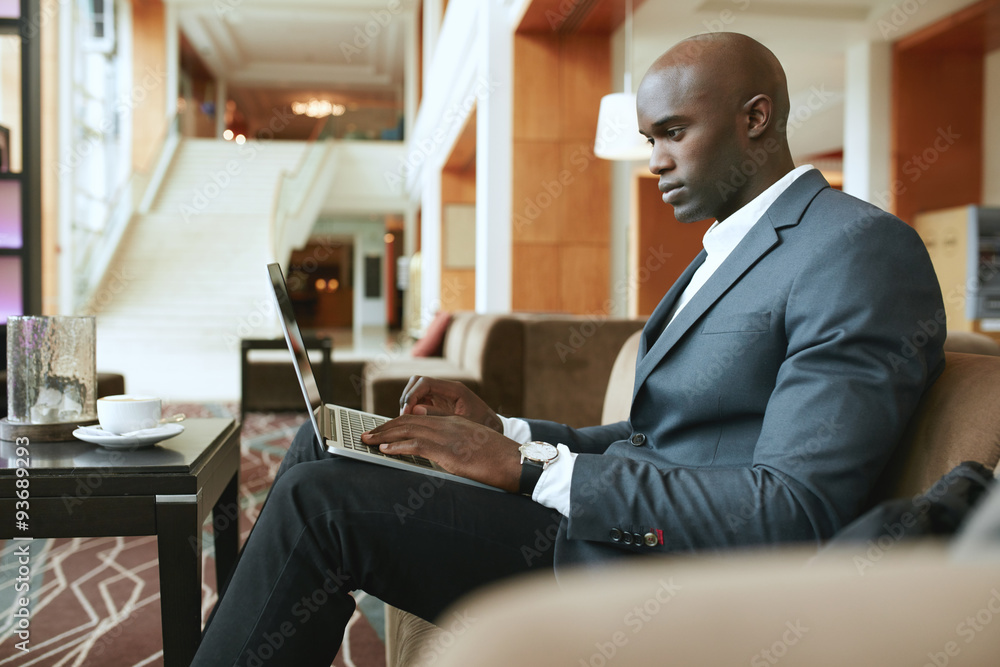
[
  {"left": 0, "top": 256, "right": 22, "bottom": 323},
  {"left": 0, "top": 180, "right": 20, "bottom": 249}
]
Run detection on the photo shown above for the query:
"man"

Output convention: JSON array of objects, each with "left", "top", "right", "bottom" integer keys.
[{"left": 194, "top": 33, "right": 944, "bottom": 665}]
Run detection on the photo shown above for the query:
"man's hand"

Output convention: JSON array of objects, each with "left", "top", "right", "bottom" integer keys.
[
  {"left": 361, "top": 415, "right": 522, "bottom": 493},
  {"left": 399, "top": 376, "right": 503, "bottom": 433}
]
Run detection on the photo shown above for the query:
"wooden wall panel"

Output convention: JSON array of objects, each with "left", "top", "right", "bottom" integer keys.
[
  {"left": 560, "top": 245, "right": 610, "bottom": 313},
  {"left": 132, "top": 0, "right": 168, "bottom": 171},
  {"left": 512, "top": 141, "right": 563, "bottom": 243},
  {"left": 441, "top": 269, "right": 476, "bottom": 312},
  {"left": 512, "top": 243, "right": 562, "bottom": 311},
  {"left": 560, "top": 142, "right": 609, "bottom": 245},
  {"left": 511, "top": 32, "right": 611, "bottom": 313},
  {"left": 892, "top": 49, "right": 982, "bottom": 224},
  {"left": 635, "top": 176, "right": 713, "bottom": 317},
  {"left": 558, "top": 36, "right": 608, "bottom": 140},
  {"left": 513, "top": 35, "right": 560, "bottom": 141}
]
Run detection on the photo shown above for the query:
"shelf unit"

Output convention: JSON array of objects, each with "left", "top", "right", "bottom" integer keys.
[{"left": 0, "top": 0, "right": 41, "bottom": 323}]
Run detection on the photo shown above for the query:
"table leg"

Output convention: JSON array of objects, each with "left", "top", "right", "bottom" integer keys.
[
  {"left": 156, "top": 498, "right": 202, "bottom": 667},
  {"left": 213, "top": 473, "right": 239, "bottom": 591}
]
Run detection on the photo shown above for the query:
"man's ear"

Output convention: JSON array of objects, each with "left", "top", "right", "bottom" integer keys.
[{"left": 744, "top": 94, "right": 772, "bottom": 139}]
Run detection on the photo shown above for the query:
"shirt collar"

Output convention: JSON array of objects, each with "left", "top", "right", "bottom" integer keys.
[{"left": 702, "top": 164, "right": 815, "bottom": 258}]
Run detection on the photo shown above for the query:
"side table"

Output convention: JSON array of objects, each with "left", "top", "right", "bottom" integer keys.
[{"left": 0, "top": 417, "right": 241, "bottom": 667}]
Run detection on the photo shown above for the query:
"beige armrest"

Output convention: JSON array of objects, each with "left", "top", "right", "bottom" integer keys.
[{"left": 433, "top": 545, "right": 1000, "bottom": 666}]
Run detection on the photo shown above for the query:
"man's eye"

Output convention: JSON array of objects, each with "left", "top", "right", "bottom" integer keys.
[
  {"left": 646, "top": 136, "right": 655, "bottom": 146},
  {"left": 666, "top": 128, "right": 683, "bottom": 139}
]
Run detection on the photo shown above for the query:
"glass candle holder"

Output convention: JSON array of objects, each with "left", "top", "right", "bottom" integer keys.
[{"left": 6, "top": 316, "right": 97, "bottom": 424}]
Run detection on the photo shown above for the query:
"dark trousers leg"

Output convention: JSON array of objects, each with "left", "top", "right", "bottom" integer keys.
[{"left": 194, "top": 422, "right": 561, "bottom": 667}]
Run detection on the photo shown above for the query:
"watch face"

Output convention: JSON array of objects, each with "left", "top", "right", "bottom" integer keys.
[{"left": 522, "top": 441, "right": 558, "bottom": 462}]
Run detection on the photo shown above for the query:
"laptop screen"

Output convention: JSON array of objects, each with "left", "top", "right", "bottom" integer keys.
[{"left": 267, "top": 263, "right": 325, "bottom": 438}]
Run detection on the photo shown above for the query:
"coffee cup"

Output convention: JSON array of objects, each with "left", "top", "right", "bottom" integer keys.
[{"left": 97, "top": 395, "right": 162, "bottom": 435}]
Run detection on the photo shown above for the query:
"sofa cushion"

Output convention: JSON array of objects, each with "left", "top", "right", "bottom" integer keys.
[
  {"left": 601, "top": 330, "right": 642, "bottom": 425},
  {"left": 872, "top": 352, "right": 1000, "bottom": 502},
  {"left": 442, "top": 312, "right": 476, "bottom": 364},
  {"left": 519, "top": 318, "right": 645, "bottom": 427},
  {"left": 411, "top": 311, "right": 451, "bottom": 357}
]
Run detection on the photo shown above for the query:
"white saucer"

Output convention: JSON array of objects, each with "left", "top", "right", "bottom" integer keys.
[{"left": 72, "top": 423, "right": 185, "bottom": 449}]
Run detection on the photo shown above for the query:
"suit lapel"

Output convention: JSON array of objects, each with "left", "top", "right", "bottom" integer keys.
[
  {"left": 638, "top": 251, "right": 706, "bottom": 360},
  {"left": 631, "top": 169, "right": 830, "bottom": 401}
]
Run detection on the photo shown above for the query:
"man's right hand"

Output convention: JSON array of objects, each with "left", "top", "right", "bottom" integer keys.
[{"left": 399, "top": 376, "right": 503, "bottom": 433}]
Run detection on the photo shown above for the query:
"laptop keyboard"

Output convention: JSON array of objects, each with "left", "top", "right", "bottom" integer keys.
[{"left": 338, "top": 408, "right": 435, "bottom": 469}]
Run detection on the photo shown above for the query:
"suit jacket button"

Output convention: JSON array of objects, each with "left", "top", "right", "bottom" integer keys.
[
  {"left": 623, "top": 532, "right": 633, "bottom": 545},
  {"left": 610, "top": 528, "right": 622, "bottom": 542},
  {"left": 633, "top": 532, "right": 643, "bottom": 545},
  {"left": 630, "top": 433, "right": 646, "bottom": 446},
  {"left": 644, "top": 532, "right": 658, "bottom": 547}
]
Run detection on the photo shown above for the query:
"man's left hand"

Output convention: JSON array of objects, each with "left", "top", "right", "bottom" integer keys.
[{"left": 361, "top": 415, "right": 522, "bottom": 493}]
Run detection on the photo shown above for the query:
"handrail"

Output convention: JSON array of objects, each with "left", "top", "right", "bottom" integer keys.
[
  {"left": 74, "top": 112, "right": 180, "bottom": 313},
  {"left": 268, "top": 117, "right": 338, "bottom": 265}
]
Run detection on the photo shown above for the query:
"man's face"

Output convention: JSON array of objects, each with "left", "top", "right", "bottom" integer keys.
[{"left": 637, "top": 65, "right": 745, "bottom": 223}]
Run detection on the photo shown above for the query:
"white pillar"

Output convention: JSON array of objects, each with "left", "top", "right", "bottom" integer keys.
[
  {"left": 423, "top": 0, "right": 443, "bottom": 90},
  {"left": 420, "top": 169, "right": 442, "bottom": 329},
  {"left": 57, "top": 0, "right": 74, "bottom": 313},
  {"left": 843, "top": 41, "right": 891, "bottom": 208},
  {"left": 474, "top": 0, "right": 511, "bottom": 313}
]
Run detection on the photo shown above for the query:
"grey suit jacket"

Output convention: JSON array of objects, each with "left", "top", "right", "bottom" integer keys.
[{"left": 526, "top": 170, "right": 946, "bottom": 568}]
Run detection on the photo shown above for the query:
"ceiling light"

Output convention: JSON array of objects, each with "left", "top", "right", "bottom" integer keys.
[
  {"left": 223, "top": 129, "right": 234, "bottom": 141},
  {"left": 291, "top": 98, "right": 346, "bottom": 119},
  {"left": 594, "top": 0, "right": 651, "bottom": 161},
  {"left": 235, "top": 134, "right": 246, "bottom": 145}
]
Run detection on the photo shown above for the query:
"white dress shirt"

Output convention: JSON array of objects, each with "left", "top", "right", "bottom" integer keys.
[{"left": 506, "top": 165, "right": 816, "bottom": 517}]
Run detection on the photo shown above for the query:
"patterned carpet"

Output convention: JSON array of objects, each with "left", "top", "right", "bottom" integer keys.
[{"left": 0, "top": 404, "right": 387, "bottom": 666}]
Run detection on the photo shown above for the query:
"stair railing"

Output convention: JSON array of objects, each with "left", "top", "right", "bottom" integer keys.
[
  {"left": 74, "top": 112, "right": 181, "bottom": 313},
  {"left": 268, "top": 118, "right": 338, "bottom": 266}
]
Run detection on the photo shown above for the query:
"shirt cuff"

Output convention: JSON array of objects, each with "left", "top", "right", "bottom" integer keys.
[
  {"left": 531, "top": 444, "right": 577, "bottom": 517},
  {"left": 499, "top": 415, "right": 533, "bottom": 444}
]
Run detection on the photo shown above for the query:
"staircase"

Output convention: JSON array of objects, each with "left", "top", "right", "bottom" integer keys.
[{"left": 92, "top": 138, "right": 309, "bottom": 401}]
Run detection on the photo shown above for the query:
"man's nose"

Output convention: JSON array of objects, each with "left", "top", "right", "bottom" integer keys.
[{"left": 648, "top": 146, "right": 674, "bottom": 175}]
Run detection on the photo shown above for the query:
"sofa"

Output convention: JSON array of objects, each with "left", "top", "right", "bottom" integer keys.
[
  {"left": 383, "top": 331, "right": 1000, "bottom": 667},
  {"left": 363, "top": 312, "right": 646, "bottom": 425}
]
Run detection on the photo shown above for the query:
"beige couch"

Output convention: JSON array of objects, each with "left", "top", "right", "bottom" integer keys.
[
  {"left": 363, "top": 312, "right": 645, "bottom": 425},
  {"left": 384, "top": 333, "right": 1000, "bottom": 667}
]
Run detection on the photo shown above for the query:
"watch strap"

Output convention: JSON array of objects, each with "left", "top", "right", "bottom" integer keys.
[{"left": 519, "top": 459, "right": 544, "bottom": 497}]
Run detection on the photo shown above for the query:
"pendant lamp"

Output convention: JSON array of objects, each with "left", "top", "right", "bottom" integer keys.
[{"left": 594, "top": 0, "right": 651, "bottom": 161}]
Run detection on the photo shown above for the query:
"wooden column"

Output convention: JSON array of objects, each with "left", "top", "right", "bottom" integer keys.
[{"left": 511, "top": 33, "right": 611, "bottom": 313}]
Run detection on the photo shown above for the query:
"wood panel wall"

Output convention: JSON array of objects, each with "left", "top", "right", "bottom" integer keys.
[
  {"left": 132, "top": 0, "right": 168, "bottom": 171},
  {"left": 890, "top": 1, "right": 999, "bottom": 224},
  {"left": 512, "top": 33, "right": 611, "bottom": 313},
  {"left": 635, "top": 175, "right": 713, "bottom": 317}
]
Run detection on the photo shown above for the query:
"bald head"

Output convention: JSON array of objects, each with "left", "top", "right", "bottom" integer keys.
[
  {"left": 636, "top": 33, "right": 796, "bottom": 223},
  {"left": 643, "top": 32, "right": 790, "bottom": 140}
]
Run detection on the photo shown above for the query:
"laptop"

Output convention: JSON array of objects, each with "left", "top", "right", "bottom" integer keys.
[{"left": 266, "top": 263, "right": 501, "bottom": 492}]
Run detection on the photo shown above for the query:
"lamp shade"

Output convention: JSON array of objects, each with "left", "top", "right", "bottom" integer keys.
[{"left": 594, "top": 92, "right": 651, "bottom": 161}]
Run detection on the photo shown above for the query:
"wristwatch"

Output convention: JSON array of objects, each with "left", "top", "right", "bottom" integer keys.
[{"left": 518, "top": 441, "right": 559, "bottom": 497}]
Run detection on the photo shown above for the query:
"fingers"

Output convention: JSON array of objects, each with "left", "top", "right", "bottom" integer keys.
[{"left": 399, "top": 375, "right": 427, "bottom": 415}]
